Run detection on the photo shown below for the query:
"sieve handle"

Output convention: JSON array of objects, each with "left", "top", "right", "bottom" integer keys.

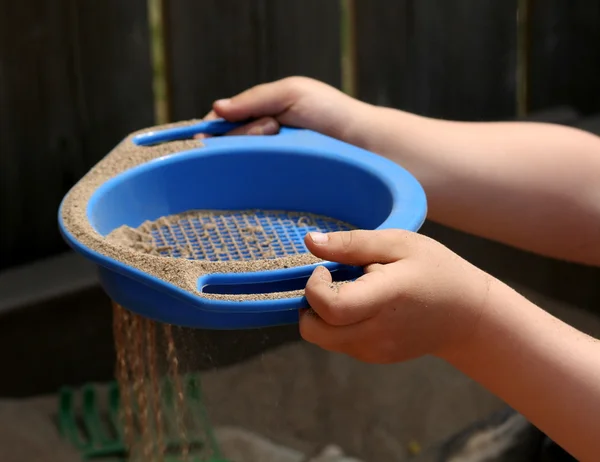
[
  {"left": 132, "top": 118, "right": 343, "bottom": 154},
  {"left": 197, "top": 263, "right": 363, "bottom": 303},
  {"left": 132, "top": 119, "right": 246, "bottom": 146}
]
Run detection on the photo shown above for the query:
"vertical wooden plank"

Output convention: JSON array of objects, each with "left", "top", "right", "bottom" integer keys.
[
  {"left": 0, "top": 0, "right": 155, "bottom": 271},
  {"left": 340, "top": 0, "right": 358, "bottom": 96},
  {"left": 529, "top": 2, "right": 600, "bottom": 115},
  {"left": 355, "top": 0, "right": 518, "bottom": 120},
  {"left": 353, "top": 1, "right": 413, "bottom": 109},
  {"left": 164, "top": 0, "right": 341, "bottom": 121},
  {"left": 261, "top": 0, "right": 342, "bottom": 87},
  {"left": 516, "top": 0, "right": 532, "bottom": 117},
  {"left": 162, "top": 1, "right": 261, "bottom": 120}
]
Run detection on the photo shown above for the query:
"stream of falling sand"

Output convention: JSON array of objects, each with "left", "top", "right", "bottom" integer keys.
[
  {"left": 114, "top": 303, "right": 136, "bottom": 453},
  {"left": 113, "top": 302, "right": 197, "bottom": 462},
  {"left": 164, "top": 322, "right": 191, "bottom": 461}
]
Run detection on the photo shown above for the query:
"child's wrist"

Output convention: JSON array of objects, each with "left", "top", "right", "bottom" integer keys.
[
  {"left": 336, "top": 100, "right": 382, "bottom": 151},
  {"left": 439, "top": 278, "right": 533, "bottom": 372},
  {"left": 435, "top": 276, "right": 507, "bottom": 366},
  {"left": 350, "top": 104, "right": 434, "bottom": 163}
]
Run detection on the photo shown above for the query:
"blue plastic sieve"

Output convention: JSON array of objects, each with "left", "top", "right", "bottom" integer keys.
[{"left": 58, "top": 119, "right": 427, "bottom": 329}]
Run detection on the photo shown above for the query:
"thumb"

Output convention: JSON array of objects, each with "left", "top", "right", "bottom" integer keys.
[
  {"left": 212, "top": 78, "right": 299, "bottom": 122},
  {"left": 304, "top": 230, "right": 411, "bottom": 266}
]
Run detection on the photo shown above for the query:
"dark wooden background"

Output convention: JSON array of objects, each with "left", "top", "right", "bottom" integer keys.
[
  {"left": 1, "top": 0, "right": 600, "bottom": 395},
  {"left": 0, "top": 0, "right": 155, "bottom": 270}
]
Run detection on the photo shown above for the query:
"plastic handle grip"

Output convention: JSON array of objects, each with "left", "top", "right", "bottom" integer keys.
[
  {"left": 132, "top": 119, "right": 246, "bottom": 146},
  {"left": 197, "top": 263, "right": 363, "bottom": 298}
]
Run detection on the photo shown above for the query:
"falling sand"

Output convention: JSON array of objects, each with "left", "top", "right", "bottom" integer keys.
[{"left": 113, "top": 302, "right": 224, "bottom": 461}]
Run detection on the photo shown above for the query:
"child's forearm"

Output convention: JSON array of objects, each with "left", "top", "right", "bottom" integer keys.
[
  {"left": 442, "top": 279, "right": 600, "bottom": 462},
  {"left": 352, "top": 105, "right": 600, "bottom": 265}
]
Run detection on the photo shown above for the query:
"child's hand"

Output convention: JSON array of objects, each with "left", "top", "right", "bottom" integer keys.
[
  {"left": 200, "top": 76, "right": 372, "bottom": 145},
  {"left": 300, "top": 229, "right": 492, "bottom": 364}
]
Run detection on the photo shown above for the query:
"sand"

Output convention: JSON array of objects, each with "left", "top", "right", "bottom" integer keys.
[
  {"left": 60, "top": 120, "right": 353, "bottom": 302},
  {"left": 106, "top": 209, "right": 353, "bottom": 264}
]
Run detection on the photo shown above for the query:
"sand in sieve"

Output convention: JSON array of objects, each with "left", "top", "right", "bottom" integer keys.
[
  {"left": 59, "top": 119, "right": 355, "bottom": 302},
  {"left": 104, "top": 208, "right": 355, "bottom": 301}
]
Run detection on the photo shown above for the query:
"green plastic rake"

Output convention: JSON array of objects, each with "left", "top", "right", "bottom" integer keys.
[{"left": 57, "top": 375, "right": 227, "bottom": 462}]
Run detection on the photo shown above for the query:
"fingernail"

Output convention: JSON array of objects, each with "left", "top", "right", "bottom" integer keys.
[
  {"left": 247, "top": 125, "right": 265, "bottom": 136},
  {"left": 309, "top": 232, "right": 329, "bottom": 244},
  {"left": 214, "top": 98, "right": 231, "bottom": 107},
  {"left": 247, "top": 119, "right": 277, "bottom": 136},
  {"left": 262, "top": 118, "right": 278, "bottom": 133},
  {"left": 317, "top": 265, "right": 329, "bottom": 280}
]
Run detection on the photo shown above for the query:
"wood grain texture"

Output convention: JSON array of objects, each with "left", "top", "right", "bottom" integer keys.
[
  {"left": 0, "top": 0, "right": 154, "bottom": 271},
  {"left": 354, "top": 0, "right": 519, "bottom": 120},
  {"left": 163, "top": 0, "right": 341, "bottom": 121},
  {"left": 529, "top": 2, "right": 600, "bottom": 115}
]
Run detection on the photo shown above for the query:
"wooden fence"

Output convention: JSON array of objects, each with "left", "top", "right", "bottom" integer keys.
[{"left": 1, "top": 1, "right": 599, "bottom": 310}]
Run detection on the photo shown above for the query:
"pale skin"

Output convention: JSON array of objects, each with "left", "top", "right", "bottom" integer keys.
[{"left": 202, "top": 77, "right": 600, "bottom": 461}]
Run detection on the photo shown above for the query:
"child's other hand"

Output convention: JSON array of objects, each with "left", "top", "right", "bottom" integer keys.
[
  {"left": 300, "top": 230, "right": 492, "bottom": 364},
  {"left": 200, "top": 77, "right": 371, "bottom": 144}
]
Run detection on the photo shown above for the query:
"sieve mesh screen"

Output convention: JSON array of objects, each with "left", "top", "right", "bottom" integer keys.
[{"left": 106, "top": 209, "right": 355, "bottom": 262}]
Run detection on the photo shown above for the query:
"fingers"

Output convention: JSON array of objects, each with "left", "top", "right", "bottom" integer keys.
[
  {"left": 225, "top": 116, "right": 280, "bottom": 136},
  {"left": 202, "top": 110, "right": 219, "bottom": 121},
  {"left": 212, "top": 78, "right": 301, "bottom": 122},
  {"left": 299, "top": 265, "right": 402, "bottom": 360},
  {"left": 300, "top": 310, "right": 392, "bottom": 363},
  {"left": 297, "top": 230, "right": 417, "bottom": 356},
  {"left": 299, "top": 309, "right": 357, "bottom": 353},
  {"left": 304, "top": 265, "right": 398, "bottom": 326},
  {"left": 199, "top": 76, "right": 353, "bottom": 140},
  {"left": 305, "top": 229, "right": 415, "bottom": 267},
  {"left": 196, "top": 112, "right": 280, "bottom": 139},
  {"left": 193, "top": 110, "right": 219, "bottom": 140}
]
